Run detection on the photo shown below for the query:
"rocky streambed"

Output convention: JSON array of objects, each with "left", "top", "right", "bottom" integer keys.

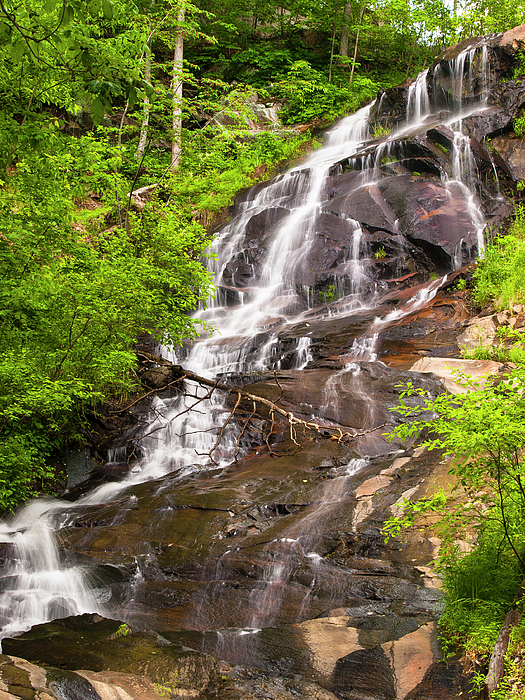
[{"left": 2, "top": 25, "right": 525, "bottom": 700}]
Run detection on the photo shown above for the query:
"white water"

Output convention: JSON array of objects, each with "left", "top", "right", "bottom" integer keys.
[
  {"left": 246, "top": 457, "right": 367, "bottom": 629},
  {"left": 0, "top": 42, "right": 494, "bottom": 643}
]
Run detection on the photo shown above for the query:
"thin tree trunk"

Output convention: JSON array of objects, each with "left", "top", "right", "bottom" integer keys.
[
  {"left": 349, "top": 4, "right": 365, "bottom": 84},
  {"left": 171, "top": 2, "right": 185, "bottom": 173},
  {"left": 483, "top": 608, "right": 521, "bottom": 697},
  {"left": 136, "top": 40, "right": 152, "bottom": 159},
  {"left": 338, "top": 1, "right": 352, "bottom": 58},
  {"left": 404, "top": 40, "right": 417, "bottom": 79},
  {"left": 328, "top": 0, "right": 338, "bottom": 83}
]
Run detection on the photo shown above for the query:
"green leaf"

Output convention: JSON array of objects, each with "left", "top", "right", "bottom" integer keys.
[
  {"left": 90, "top": 95, "right": 105, "bottom": 124},
  {"left": 81, "top": 50, "right": 93, "bottom": 68},
  {"left": 62, "top": 4, "right": 74, "bottom": 26},
  {"left": 88, "top": 0, "right": 101, "bottom": 16},
  {"left": 127, "top": 86, "right": 137, "bottom": 108},
  {"left": 141, "top": 80, "right": 155, "bottom": 98},
  {"left": 86, "top": 79, "right": 101, "bottom": 93},
  {"left": 102, "top": 0, "right": 113, "bottom": 20},
  {"left": 10, "top": 41, "right": 25, "bottom": 62},
  {"left": 106, "top": 81, "right": 122, "bottom": 96}
]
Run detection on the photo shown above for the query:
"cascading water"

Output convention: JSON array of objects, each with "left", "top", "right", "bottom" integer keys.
[{"left": 0, "top": 41, "right": 498, "bottom": 652}]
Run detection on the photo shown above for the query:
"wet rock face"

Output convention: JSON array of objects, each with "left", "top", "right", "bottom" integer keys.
[
  {"left": 220, "top": 121, "right": 513, "bottom": 311},
  {"left": 333, "top": 646, "right": 396, "bottom": 699},
  {"left": 4, "top": 370, "right": 450, "bottom": 698},
  {"left": 222, "top": 149, "right": 482, "bottom": 300}
]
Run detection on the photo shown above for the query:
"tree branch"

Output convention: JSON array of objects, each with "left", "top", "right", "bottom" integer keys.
[{"left": 120, "top": 362, "right": 387, "bottom": 462}]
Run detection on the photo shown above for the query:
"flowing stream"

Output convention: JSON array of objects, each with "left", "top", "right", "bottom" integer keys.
[{"left": 0, "top": 45, "right": 496, "bottom": 648}]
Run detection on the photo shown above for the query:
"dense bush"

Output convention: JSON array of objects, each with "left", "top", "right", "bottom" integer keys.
[
  {"left": 473, "top": 204, "right": 525, "bottom": 309},
  {"left": 273, "top": 60, "right": 379, "bottom": 125}
]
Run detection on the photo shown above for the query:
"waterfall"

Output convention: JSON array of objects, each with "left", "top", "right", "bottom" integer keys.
[
  {"left": 407, "top": 69, "right": 430, "bottom": 124},
  {"left": 0, "top": 42, "right": 495, "bottom": 646}
]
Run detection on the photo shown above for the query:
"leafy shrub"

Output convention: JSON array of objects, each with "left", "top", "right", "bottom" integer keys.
[
  {"left": 273, "top": 60, "right": 378, "bottom": 125},
  {"left": 514, "top": 51, "right": 525, "bottom": 79},
  {"left": 384, "top": 368, "right": 525, "bottom": 683},
  {"left": 0, "top": 135, "right": 214, "bottom": 512},
  {"left": 514, "top": 114, "right": 525, "bottom": 137},
  {"left": 172, "top": 128, "right": 316, "bottom": 213},
  {"left": 473, "top": 204, "right": 525, "bottom": 309},
  {"left": 227, "top": 46, "right": 293, "bottom": 86}
]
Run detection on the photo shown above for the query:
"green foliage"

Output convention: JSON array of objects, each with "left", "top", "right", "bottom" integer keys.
[
  {"left": 384, "top": 368, "right": 525, "bottom": 687},
  {"left": 227, "top": 46, "right": 294, "bottom": 86},
  {"left": 453, "top": 0, "right": 525, "bottom": 37},
  {"left": 373, "top": 123, "right": 390, "bottom": 139},
  {"left": 319, "top": 284, "right": 336, "bottom": 303},
  {"left": 514, "top": 52, "right": 525, "bottom": 79},
  {"left": 473, "top": 205, "right": 525, "bottom": 310},
  {"left": 462, "top": 326, "right": 525, "bottom": 364},
  {"left": 374, "top": 246, "right": 386, "bottom": 259},
  {"left": 172, "top": 128, "right": 317, "bottom": 213},
  {"left": 273, "top": 61, "right": 379, "bottom": 125},
  {"left": 0, "top": 132, "right": 213, "bottom": 512},
  {"left": 515, "top": 115, "right": 525, "bottom": 138}
]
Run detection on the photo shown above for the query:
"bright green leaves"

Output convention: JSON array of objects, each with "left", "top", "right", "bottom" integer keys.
[
  {"left": 472, "top": 204, "right": 525, "bottom": 311},
  {"left": 90, "top": 96, "right": 105, "bottom": 124},
  {"left": 0, "top": 131, "right": 213, "bottom": 512},
  {"left": 85, "top": 76, "right": 154, "bottom": 123},
  {"left": 0, "top": 0, "right": 150, "bottom": 138},
  {"left": 273, "top": 59, "right": 379, "bottom": 125},
  {"left": 88, "top": 0, "right": 114, "bottom": 19},
  {"left": 384, "top": 367, "right": 525, "bottom": 663},
  {"left": 62, "top": 2, "right": 75, "bottom": 26}
]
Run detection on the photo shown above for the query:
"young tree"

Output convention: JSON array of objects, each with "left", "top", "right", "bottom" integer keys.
[{"left": 171, "top": 1, "right": 185, "bottom": 171}]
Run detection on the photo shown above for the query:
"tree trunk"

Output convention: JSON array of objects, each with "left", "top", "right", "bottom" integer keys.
[
  {"left": 483, "top": 608, "right": 521, "bottom": 698},
  {"left": 338, "top": 1, "right": 352, "bottom": 58},
  {"left": 171, "top": 2, "right": 185, "bottom": 173},
  {"left": 349, "top": 4, "right": 365, "bottom": 84},
  {"left": 136, "top": 39, "right": 152, "bottom": 159},
  {"left": 328, "top": 0, "right": 338, "bottom": 83}
]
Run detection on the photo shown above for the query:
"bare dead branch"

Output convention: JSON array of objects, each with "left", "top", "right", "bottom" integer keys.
[
  {"left": 234, "top": 400, "right": 257, "bottom": 462},
  {"left": 265, "top": 409, "right": 276, "bottom": 456},
  {"left": 121, "top": 361, "right": 387, "bottom": 464},
  {"left": 112, "top": 377, "right": 185, "bottom": 414},
  {"left": 274, "top": 370, "right": 284, "bottom": 404},
  {"left": 207, "top": 391, "right": 242, "bottom": 464},
  {"left": 129, "top": 381, "right": 218, "bottom": 443}
]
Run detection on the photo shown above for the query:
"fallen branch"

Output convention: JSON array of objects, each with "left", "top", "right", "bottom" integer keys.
[
  {"left": 178, "top": 367, "right": 386, "bottom": 443},
  {"left": 117, "top": 360, "right": 387, "bottom": 461}
]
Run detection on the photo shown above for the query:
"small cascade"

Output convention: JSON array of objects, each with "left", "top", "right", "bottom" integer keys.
[
  {"left": 242, "top": 457, "right": 367, "bottom": 631},
  {"left": 187, "top": 104, "right": 373, "bottom": 378},
  {"left": 447, "top": 130, "right": 486, "bottom": 254},
  {"left": 294, "top": 337, "right": 313, "bottom": 370},
  {"left": 433, "top": 43, "right": 491, "bottom": 116},
  {"left": 0, "top": 501, "right": 99, "bottom": 640},
  {"left": 407, "top": 69, "right": 430, "bottom": 124},
  {"left": 348, "top": 275, "right": 448, "bottom": 362}
]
